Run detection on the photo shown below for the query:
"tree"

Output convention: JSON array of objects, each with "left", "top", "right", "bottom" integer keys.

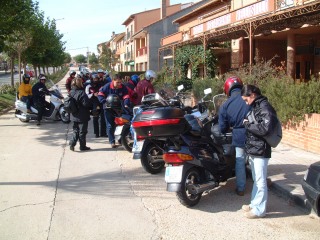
[
  {"left": 74, "top": 54, "right": 86, "bottom": 64},
  {"left": 64, "top": 52, "right": 72, "bottom": 64},
  {"left": 99, "top": 45, "right": 112, "bottom": 70},
  {"left": 0, "top": 0, "right": 36, "bottom": 52},
  {"left": 4, "top": 30, "right": 32, "bottom": 84},
  {"left": 89, "top": 53, "right": 98, "bottom": 65}
]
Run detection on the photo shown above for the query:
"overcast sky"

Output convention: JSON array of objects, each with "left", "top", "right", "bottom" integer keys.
[{"left": 37, "top": 0, "right": 198, "bottom": 57}]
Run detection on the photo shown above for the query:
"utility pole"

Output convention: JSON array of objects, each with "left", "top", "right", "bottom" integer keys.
[{"left": 87, "top": 47, "right": 89, "bottom": 66}]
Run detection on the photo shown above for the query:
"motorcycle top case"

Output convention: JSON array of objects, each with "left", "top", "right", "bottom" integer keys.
[{"left": 132, "top": 107, "right": 190, "bottom": 138}]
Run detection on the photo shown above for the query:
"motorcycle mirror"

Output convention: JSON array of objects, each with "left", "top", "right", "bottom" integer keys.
[
  {"left": 204, "top": 88, "right": 212, "bottom": 95},
  {"left": 177, "top": 85, "right": 184, "bottom": 91}
]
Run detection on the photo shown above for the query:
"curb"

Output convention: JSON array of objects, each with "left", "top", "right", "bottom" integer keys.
[{"left": 270, "top": 180, "right": 319, "bottom": 217}]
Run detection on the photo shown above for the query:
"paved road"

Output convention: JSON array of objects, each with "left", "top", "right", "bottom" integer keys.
[
  {"left": 0, "top": 74, "right": 319, "bottom": 240},
  {"left": 0, "top": 68, "right": 54, "bottom": 85}
]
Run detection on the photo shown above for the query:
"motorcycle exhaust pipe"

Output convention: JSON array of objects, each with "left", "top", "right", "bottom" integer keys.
[{"left": 187, "top": 181, "right": 219, "bottom": 195}]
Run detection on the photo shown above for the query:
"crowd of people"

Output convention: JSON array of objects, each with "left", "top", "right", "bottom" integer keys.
[
  {"left": 66, "top": 68, "right": 157, "bottom": 151},
  {"left": 18, "top": 69, "right": 277, "bottom": 220}
]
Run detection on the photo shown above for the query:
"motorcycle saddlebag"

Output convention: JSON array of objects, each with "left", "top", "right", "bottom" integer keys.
[{"left": 132, "top": 107, "right": 190, "bottom": 138}]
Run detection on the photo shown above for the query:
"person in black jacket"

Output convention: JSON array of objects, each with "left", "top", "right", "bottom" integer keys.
[
  {"left": 32, "top": 75, "right": 50, "bottom": 125},
  {"left": 69, "top": 77, "right": 91, "bottom": 151},
  {"left": 241, "top": 84, "right": 277, "bottom": 219},
  {"left": 219, "top": 76, "right": 250, "bottom": 196}
]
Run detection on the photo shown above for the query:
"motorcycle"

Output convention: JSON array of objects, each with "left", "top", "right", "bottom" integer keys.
[
  {"left": 163, "top": 91, "right": 235, "bottom": 207},
  {"left": 132, "top": 85, "right": 205, "bottom": 174},
  {"left": 15, "top": 79, "right": 70, "bottom": 123}
]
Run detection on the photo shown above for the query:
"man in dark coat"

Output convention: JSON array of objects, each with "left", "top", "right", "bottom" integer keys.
[
  {"left": 32, "top": 75, "right": 50, "bottom": 125},
  {"left": 69, "top": 77, "right": 91, "bottom": 151},
  {"left": 219, "top": 76, "right": 250, "bottom": 196}
]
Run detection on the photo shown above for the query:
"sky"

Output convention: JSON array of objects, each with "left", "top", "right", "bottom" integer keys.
[{"left": 37, "top": 0, "right": 199, "bottom": 57}]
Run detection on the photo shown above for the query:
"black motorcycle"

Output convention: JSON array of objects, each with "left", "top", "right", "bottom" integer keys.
[
  {"left": 133, "top": 88, "right": 234, "bottom": 207},
  {"left": 132, "top": 85, "right": 196, "bottom": 174}
]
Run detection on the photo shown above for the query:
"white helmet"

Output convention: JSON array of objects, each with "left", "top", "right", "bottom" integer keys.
[{"left": 145, "top": 70, "right": 156, "bottom": 81}]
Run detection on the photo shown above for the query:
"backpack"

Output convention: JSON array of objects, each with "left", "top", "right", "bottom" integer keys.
[
  {"left": 247, "top": 110, "right": 282, "bottom": 148},
  {"left": 64, "top": 93, "right": 78, "bottom": 114}
]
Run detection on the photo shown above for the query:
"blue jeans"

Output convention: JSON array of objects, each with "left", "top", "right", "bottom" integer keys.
[
  {"left": 104, "top": 109, "right": 115, "bottom": 144},
  {"left": 235, "top": 147, "right": 246, "bottom": 192},
  {"left": 248, "top": 156, "right": 269, "bottom": 217}
]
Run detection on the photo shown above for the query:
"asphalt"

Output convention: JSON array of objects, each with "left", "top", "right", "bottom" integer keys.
[{"left": 266, "top": 142, "right": 320, "bottom": 216}]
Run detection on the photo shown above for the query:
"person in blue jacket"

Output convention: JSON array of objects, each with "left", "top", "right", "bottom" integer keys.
[
  {"left": 219, "top": 76, "right": 250, "bottom": 196},
  {"left": 98, "top": 74, "right": 131, "bottom": 148}
]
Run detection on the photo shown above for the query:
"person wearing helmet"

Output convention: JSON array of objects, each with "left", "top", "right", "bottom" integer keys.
[
  {"left": 32, "top": 75, "right": 50, "bottom": 125},
  {"left": 18, "top": 74, "right": 33, "bottom": 113},
  {"left": 125, "top": 75, "right": 140, "bottom": 106},
  {"left": 134, "top": 69, "right": 156, "bottom": 105},
  {"left": 66, "top": 70, "right": 76, "bottom": 93},
  {"left": 85, "top": 74, "right": 102, "bottom": 138},
  {"left": 219, "top": 76, "right": 250, "bottom": 196},
  {"left": 98, "top": 74, "right": 131, "bottom": 148},
  {"left": 69, "top": 76, "right": 91, "bottom": 151}
]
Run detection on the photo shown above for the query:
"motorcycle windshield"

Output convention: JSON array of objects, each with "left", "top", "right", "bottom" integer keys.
[
  {"left": 213, "top": 94, "right": 228, "bottom": 115},
  {"left": 47, "top": 79, "right": 63, "bottom": 98}
]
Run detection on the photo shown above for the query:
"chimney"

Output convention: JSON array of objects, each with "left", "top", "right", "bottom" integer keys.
[{"left": 161, "top": 0, "right": 170, "bottom": 19}]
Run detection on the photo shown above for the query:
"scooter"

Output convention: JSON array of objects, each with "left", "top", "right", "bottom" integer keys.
[
  {"left": 132, "top": 85, "right": 204, "bottom": 174},
  {"left": 114, "top": 108, "right": 134, "bottom": 152},
  {"left": 15, "top": 80, "right": 70, "bottom": 123},
  {"left": 163, "top": 92, "right": 235, "bottom": 207}
]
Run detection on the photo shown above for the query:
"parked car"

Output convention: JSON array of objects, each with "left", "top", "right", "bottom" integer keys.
[{"left": 302, "top": 161, "right": 320, "bottom": 216}]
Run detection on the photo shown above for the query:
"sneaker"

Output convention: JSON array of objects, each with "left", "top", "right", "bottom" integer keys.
[
  {"left": 70, "top": 145, "right": 75, "bottom": 151},
  {"left": 244, "top": 211, "right": 265, "bottom": 219},
  {"left": 242, "top": 205, "right": 251, "bottom": 212},
  {"left": 236, "top": 189, "right": 244, "bottom": 196},
  {"left": 27, "top": 109, "right": 32, "bottom": 113},
  {"left": 80, "top": 146, "right": 91, "bottom": 151},
  {"left": 111, "top": 143, "right": 118, "bottom": 148},
  {"left": 36, "top": 121, "right": 41, "bottom": 126}
]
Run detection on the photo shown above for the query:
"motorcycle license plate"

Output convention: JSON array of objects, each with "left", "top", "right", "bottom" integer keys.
[
  {"left": 132, "top": 140, "right": 144, "bottom": 153},
  {"left": 165, "top": 166, "right": 183, "bottom": 183},
  {"left": 115, "top": 125, "right": 123, "bottom": 136}
]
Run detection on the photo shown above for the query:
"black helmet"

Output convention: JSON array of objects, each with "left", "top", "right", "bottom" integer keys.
[
  {"left": 23, "top": 74, "right": 31, "bottom": 84},
  {"left": 105, "top": 94, "right": 121, "bottom": 109}
]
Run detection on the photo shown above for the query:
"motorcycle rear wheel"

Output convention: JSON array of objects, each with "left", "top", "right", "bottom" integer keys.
[
  {"left": 140, "top": 143, "right": 165, "bottom": 174},
  {"left": 121, "top": 127, "right": 133, "bottom": 152},
  {"left": 177, "top": 168, "right": 202, "bottom": 207}
]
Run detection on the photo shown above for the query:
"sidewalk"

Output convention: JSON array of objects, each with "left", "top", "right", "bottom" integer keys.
[{"left": 267, "top": 142, "right": 320, "bottom": 216}]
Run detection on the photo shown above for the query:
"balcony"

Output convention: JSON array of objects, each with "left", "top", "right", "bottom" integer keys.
[{"left": 136, "top": 47, "right": 147, "bottom": 57}]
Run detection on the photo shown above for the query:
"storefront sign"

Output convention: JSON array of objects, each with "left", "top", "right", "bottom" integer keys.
[
  {"left": 207, "top": 13, "right": 231, "bottom": 31},
  {"left": 193, "top": 24, "right": 204, "bottom": 35},
  {"left": 236, "top": 0, "right": 270, "bottom": 21}
]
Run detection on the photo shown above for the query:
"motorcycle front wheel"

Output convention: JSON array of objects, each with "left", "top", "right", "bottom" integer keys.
[
  {"left": 121, "top": 127, "right": 133, "bottom": 152},
  {"left": 59, "top": 106, "right": 70, "bottom": 123},
  {"left": 140, "top": 143, "right": 165, "bottom": 174},
  {"left": 177, "top": 168, "right": 202, "bottom": 207}
]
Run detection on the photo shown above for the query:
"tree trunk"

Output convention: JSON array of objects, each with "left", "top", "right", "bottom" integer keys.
[{"left": 10, "top": 58, "right": 14, "bottom": 87}]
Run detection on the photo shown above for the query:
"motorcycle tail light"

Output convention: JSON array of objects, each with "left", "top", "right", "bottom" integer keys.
[
  {"left": 115, "top": 117, "right": 129, "bottom": 125},
  {"left": 163, "top": 153, "right": 193, "bottom": 164},
  {"left": 132, "top": 119, "right": 180, "bottom": 128},
  {"left": 137, "top": 135, "right": 145, "bottom": 140}
]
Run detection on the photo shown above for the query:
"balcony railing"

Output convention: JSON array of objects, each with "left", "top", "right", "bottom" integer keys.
[{"left": 136, "top": 47, "right": 147, "bottom": 57}]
